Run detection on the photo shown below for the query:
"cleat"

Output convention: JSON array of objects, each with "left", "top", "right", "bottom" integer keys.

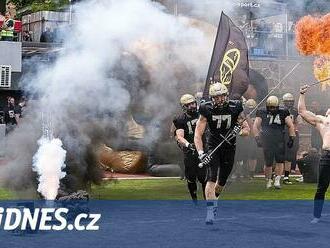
[
  {"left": 295, "top": 176, "right": 304, "bottom": 183},
  {"left": 205, "top": 219, "right": 214, "bottom": 225},
  {"left": 205, "top": 203, "right": 217, "bottom": 225},
  {"left": 311, "top": 218, "right": 320, "bottom": 224},
  {"left": 283, "top": 177, "right": 293, "bottom": 185},
  {"left": 274, "top": 176, "right": 281, "bottom": 189},
  {"left": 205, "top": 210, "right": 215, "bottom": 225},
  {"left": 266, "top": 179, "right": 273, "bottom": 189}
]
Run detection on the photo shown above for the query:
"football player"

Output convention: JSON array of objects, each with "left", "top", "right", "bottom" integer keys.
[
  {"left": 173, "top": 94, "right": 207, "bottom": 203},
  {"left": 282, "top": 93, "right": 301, "bottom": 184},
  {"left": 253, "top": 96, "right": 296, "bottom": 189},
  {"left": 244, "top": 99, "right": 259, "bottom": 179},
  {"left": 194, "top": 83, "right": 250, "bottom": 224}
]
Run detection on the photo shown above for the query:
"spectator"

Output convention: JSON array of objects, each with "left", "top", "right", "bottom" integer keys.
[
  {"left": 3, "top": 97, "right": 20, "bottom": 134},
  {"left": 40, "top": 27, "right": 54, "bottom": 43},
  {"left": 0, "top": 11, "right": 14, "bottom": 41},
  {"left": 0, "top": 12, "right": 4, "bottom": 21},
  {"left": 6, "top": 1, "right": 16, "bottom": 19},
  {"left": 296, "top": 149, "right": 320, "bottom": 183}
]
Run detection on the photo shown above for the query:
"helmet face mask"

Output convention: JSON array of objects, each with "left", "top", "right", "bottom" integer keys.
[
  {"left": 282, "top": 93, "right": 294, "bottom": 108},
  {"left": 283, "top": 100, "right": 294, "bottom": 108},
  {"left": 184, "top": 102, "right": 197, "bottom": 115},
  {"left": 267, "top": 106, "right": 278, "bottom": 114},
  {"left": 209, "top": 83, "right": 229, "bottom": 108},
  {"left": 212, "top": 94, "right": 228, "bottom": 108},
  {"left": 180, "top": 94, "right": 197, "bottom": 115},
  {"left": 245, "top": 99, "right": 257, "bottom": 114},
  {"left": 266, "top": 96, "right": 279, "bottom": 114}
]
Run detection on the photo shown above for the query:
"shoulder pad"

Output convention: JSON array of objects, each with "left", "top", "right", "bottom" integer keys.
[
  {"left": 228, "top": 100, "right": 242, "bottom": 107},
  {"left": 199, "top": 101, "right": 212, "bottom": 110},
  {"left": 229, "top": 100, "right": 243, "bottom": 113},
  {"left": 173, "top": 113, "right": 185, "bottom": 122},
  {"left": 199, "top": 101, "right": 212, "bottom": 117}
]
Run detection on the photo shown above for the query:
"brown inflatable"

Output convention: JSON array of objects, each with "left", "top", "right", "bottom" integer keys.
[{"left": 98, "top": 145, "right": 147, "bottom": 174}]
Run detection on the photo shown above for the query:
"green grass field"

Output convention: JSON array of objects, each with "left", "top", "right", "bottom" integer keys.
[
  {"left": 90, "top": 178, "right": 321, "bottom": 200},
  {"left": 0, "top": 178, "right": 322, "bottom": 200}
]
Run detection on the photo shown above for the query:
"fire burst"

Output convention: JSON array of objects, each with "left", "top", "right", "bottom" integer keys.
[
  {"left": 295, "top": 14, "right": 330, "bottom": 56},
  {"left": 296, "top": 14, "right": 330, "bottom": 90},
  {"left": 314, "top": 56, "right": 330, "bottom": 91}
]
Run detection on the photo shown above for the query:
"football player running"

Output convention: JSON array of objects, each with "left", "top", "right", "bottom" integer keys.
[
  {"left": 194, "top": 83, "right": 249, "bottom": 225},
  {"left": 253, "top": 96, "right": 296, "bottom": 189},
  {"left": 173, "top": 94, "right": 207, "bottom": 203},
  {"left": 282, "top": 93, "right": 301, "bottom": 184}
]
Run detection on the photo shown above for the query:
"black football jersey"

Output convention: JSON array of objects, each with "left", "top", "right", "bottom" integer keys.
[
  {"left": 285, "top": 107, "right": 299, "bottom": 123},
  {"left": 199, "top": 100, "right": 243, "bottom": 148},
  {"left": 173, "top": 112, "right": 199, "bottom": 144},
  {"left": 256, "top": 108, "right": 290, "bottom": 137}
]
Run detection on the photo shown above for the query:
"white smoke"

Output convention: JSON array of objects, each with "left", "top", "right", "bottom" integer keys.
[
  {"left": 32, "top": 138, "right": 66, "bottom": 200},
  {"left": 1, "top": 0, "right": 230, "bottom": 193},
  {"left": 25, "top": 0, "right": 215, "bottom": 142}
]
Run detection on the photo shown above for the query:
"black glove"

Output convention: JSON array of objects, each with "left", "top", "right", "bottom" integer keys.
[
  {"left": 198, "top": 152, "right": 212, "bottom": 164},
  {"left": 187, "top": 143, "right": 196, "bottom": 152},
  {"left": 255, "top": 136, "right": 263, "bottom": 147},
  {"left": 287, "top": 136, "right": 295, "bottom": 148}
]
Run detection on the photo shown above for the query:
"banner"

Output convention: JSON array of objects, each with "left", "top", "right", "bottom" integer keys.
[{"left": 204, "top": 12, "right": 249, "bottom": 99}]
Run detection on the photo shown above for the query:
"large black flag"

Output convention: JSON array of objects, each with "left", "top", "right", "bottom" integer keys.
[{"left": 203, "top": 12, "right": 249, "bottom": 99}]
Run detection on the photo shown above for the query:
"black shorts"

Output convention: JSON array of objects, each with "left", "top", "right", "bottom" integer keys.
[
  {"left": 206, "top": 148, "right": 236, "bottom": 185},
  {"left": 262, "top": 136, "right": 286, "bottom": 167},
  {"left": 284, "top": 131, "right": 299, "bottom": 162},
  {"left": 184, "top": 153, "right": 206, "bottom": 184}
]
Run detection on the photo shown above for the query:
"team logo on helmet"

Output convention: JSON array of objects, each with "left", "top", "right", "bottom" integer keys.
[{"left": 220, "top": 48, "right": 240, "bottom": 86}]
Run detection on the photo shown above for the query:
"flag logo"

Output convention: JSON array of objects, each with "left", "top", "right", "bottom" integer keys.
[{"left": 220, "top": 48, "right": 240, "bottom": 85}]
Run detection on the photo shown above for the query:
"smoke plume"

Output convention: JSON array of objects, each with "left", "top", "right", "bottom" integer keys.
[
  {"left": 32, "top": 138, "right": 66, "bottom": 200},
  {"left": 0, "top": 0, "right": 218, "bottom": 195}
]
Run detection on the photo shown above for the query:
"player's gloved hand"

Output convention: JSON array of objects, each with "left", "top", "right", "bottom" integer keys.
[
  {"left": 187, "top": 143, "right": 196, "bottom": 152},
  {"left": 255, "top": 136, "right": 263, "bottom": 147},
  {"left": 198, "top": 151, "right": 212, "bottom": 164},
  {"left": 287, "top": 136, "right": 295, "bottom": 148},
  {"left": 232, "top": 125, "right": 242, "bottom": 136}
]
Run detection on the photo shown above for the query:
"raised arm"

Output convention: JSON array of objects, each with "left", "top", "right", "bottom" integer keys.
[
  {"left": 298, "top": 85, "right": 323, "bottom": 126},
  {"left": 194, "top": 115, "right": 207, "bottom": 153}
]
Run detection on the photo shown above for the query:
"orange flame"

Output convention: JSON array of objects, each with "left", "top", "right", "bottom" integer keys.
[
  {"left": 313, "top": 56, "right": 330, "bottom": 91},
  {"left": 295, "top": 14, "right": 330, "bottom": 56}
]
